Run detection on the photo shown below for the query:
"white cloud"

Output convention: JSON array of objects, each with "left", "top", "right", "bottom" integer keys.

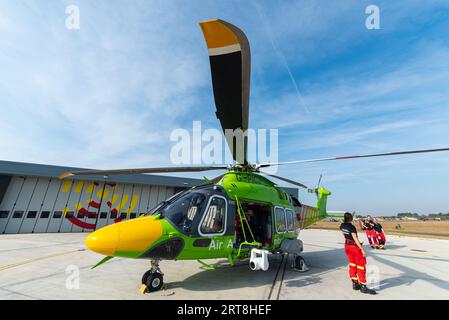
[{"left": 0, "top": 1, "right": 212, "bottom": 168}]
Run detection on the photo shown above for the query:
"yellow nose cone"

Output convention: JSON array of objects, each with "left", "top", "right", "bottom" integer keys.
[
  {"left": 85, "top": 223, "right": 119, "bottom": 256},
  {"left": 85, "top": 217, "right": 163, "bottom": 257},
  {"left": 117, "top": 217, "right": 163, "bottom": 252}
]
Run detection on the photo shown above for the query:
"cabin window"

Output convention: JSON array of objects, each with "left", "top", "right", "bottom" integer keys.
[
  {"left": 13, "top": 211, "right": 24, "bottom": 219},
  {"left": 100, "top": 212, "right": 108, "bottom": 219},
  {"left": 285, "top": 209, "right": 295, "bottom": 231},
  {"left": 0, "top": 211, "right": 9, "bottom": 218},
  {"left": 40, "top": 211, "right": 50, "bottom": 218},
  {"left": 275, "top": 207, "right": 286, "bottom": 233},
  {"left": 200, "top": 196, "right": 226, "bottom": 235},
  {"left": 53, "top": 211, "right": 62, "bottom": 219},
  {"left": 26, "top": 211, "right": 37, "bottom": 219}
]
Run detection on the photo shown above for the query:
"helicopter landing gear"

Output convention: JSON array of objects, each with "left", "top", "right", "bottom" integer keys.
[
  {"left": 292, "top": 255, "right": 309, "bottom": 272},
  {"left": 140, "top": 260, "right": 164, "bottom": 293}
]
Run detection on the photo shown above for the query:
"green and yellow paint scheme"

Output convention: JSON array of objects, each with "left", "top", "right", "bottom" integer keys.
[
  {"left": 85, "top": 171, "right": 331, "bottom": 266},
  {"left": 78, "top": 19, "right": 334, "bottom": 292},
  {"left": 60, "top": 17, "right": 449, "bottom": 293}
]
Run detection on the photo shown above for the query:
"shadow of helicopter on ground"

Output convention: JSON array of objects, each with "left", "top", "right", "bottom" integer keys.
[
  {"left": 167, "top": 247, "right": 350, "bottom": 292},
  {"left": 167, "top": 255, "right": 286, "bottom": 292},
  {"left": 166, "top": 243, "right": 449, "bottom": 295}
]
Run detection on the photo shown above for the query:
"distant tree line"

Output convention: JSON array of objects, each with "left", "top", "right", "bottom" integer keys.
[
  {"left": 349, "top": 212, "right": 448, "bottom": 220},
  {"left": 396, "top": 212, "right": 449, "bottom": 219}
]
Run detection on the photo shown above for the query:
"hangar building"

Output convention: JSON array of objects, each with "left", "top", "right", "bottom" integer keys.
[{"left": 0, "top": 160, "right": 298, "bottom": 234}]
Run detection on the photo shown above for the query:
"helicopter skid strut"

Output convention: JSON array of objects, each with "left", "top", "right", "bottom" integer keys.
[{"left": 140, "top": 259, "right": 165, "bottom": 294}]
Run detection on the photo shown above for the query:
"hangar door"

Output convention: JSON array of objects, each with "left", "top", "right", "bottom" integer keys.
[{"left": 0, "top": 176, "right": 175, "bottom": 234}]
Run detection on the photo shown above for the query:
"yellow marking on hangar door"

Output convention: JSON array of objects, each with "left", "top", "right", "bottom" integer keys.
[
  {"left": 74, "top": 181, "right": 85, "bottom": 193},
  {"left": 61, "top": 181, "right": 73, "bottom": 193}
]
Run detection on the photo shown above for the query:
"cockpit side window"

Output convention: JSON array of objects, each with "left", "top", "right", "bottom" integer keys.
[{"left": 199, "top": 196, "right": 227, "bottom": 235}]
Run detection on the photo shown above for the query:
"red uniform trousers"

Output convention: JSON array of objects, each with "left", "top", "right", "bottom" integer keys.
[
  {"left": 376, "top": 231, "right": 386, "bottom": 246},
  {"left": 366, "top": 229, "right": 378, "bottom": 247},
  {"left": 344, "top": 244, "right": 367, "bottom": 284}
]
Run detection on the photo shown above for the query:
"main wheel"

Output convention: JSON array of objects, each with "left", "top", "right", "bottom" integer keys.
[
  {"left": 294, "top": 256, "right": 306, "bottom": 271},
  {"left": 144, "top": 272, "right": 164, "bottom": 292}
]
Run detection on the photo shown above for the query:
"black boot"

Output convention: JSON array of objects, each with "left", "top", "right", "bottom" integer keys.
[
  {"left": 352, "top": 281, "right": 361, "bottom": 291},
  {"left": 360, "top": 284, "right": 377, "bottom": 295}
]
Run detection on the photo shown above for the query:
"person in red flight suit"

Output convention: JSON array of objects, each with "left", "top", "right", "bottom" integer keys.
[
  {"left": 374, "top": 221, "right": 386, "bottom": 249},
  {"left": 362, "top": 216, "right": 379, "bottom": 249},
  {"left": 340, "top": 212, "right": 377, "bottom": 294}
]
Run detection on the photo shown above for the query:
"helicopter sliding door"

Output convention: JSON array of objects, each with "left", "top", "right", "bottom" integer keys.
[{"left": 235, "top": 201, "right": 272, "bottom": 248}]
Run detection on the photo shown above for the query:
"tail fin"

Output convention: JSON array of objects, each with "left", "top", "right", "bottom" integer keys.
[
  {"left": 299, "top": 187, "right": 331, "bottom": 229},
  {"left": 316, "top": 187, "right": 331, "bottom": 219}
]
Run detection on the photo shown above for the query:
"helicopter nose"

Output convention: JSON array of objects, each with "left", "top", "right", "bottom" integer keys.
[
  {"left": 85, "top": 217, "right": 163, "bottom": 257},
  {"left": 85, "top": 223, "right": 120, "bottom": 256},
  {"left": 116, "top": 217, "right": 163, "bottom": 254}
]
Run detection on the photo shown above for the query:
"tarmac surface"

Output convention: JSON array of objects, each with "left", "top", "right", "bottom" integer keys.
[{"left": 1, "top": 229, "right": 449, "bottom": 300}]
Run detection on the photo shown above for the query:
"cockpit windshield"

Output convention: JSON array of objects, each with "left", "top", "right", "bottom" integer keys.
[
  {"left": 154, "top": 191, "right": 208, "bottom": 233},
  {"left": 146, "top": 190, "right": 187, "bottom": 216},
  {"left": 145, "top": 185, "right": 229, "bottom": 236}
]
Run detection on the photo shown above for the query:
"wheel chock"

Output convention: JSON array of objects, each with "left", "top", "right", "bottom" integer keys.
[{"left": 139, "top": 284, "right": 148, "bottom": 294}]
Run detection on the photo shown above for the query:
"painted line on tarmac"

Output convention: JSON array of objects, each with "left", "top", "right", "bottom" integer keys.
[
  {"left": 267, "top": 254, "right": 289, "bottom": 300},
  {"left": 0, "top": 249, "right": 85, "bottom": 271},
  {"left": 276, "top": 254, "right": 289, "bottom": 300}
]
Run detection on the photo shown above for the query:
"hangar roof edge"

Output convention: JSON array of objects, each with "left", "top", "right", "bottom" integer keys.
[
  {"left": 0, "top": 160, "right": 298, "bottom": 196},
  {"left": 0, "top": 160, "right": 204, "bottom": 188}
]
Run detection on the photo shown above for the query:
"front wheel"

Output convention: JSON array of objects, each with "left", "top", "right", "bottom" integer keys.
[{"left": 146, "top": 272, "right": 164, "bottom": 292}]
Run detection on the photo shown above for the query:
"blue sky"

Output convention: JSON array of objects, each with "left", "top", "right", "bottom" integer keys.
[{"left": 1, "top": 0, "right": 449, "bottom": 215}]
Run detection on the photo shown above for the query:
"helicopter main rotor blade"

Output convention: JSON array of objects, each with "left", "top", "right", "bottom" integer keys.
[
  {"left": 258, "top": 147, "right": 449, "bottom": 168},
  {"left": 59, "top": 165, "right": 228, "bottom": 180},
  {"left": 199, "top": 19, "right": 251, "bottom": 164},
  {"left": 259, "top": 172, "right": 309, "bottom": 189}
]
